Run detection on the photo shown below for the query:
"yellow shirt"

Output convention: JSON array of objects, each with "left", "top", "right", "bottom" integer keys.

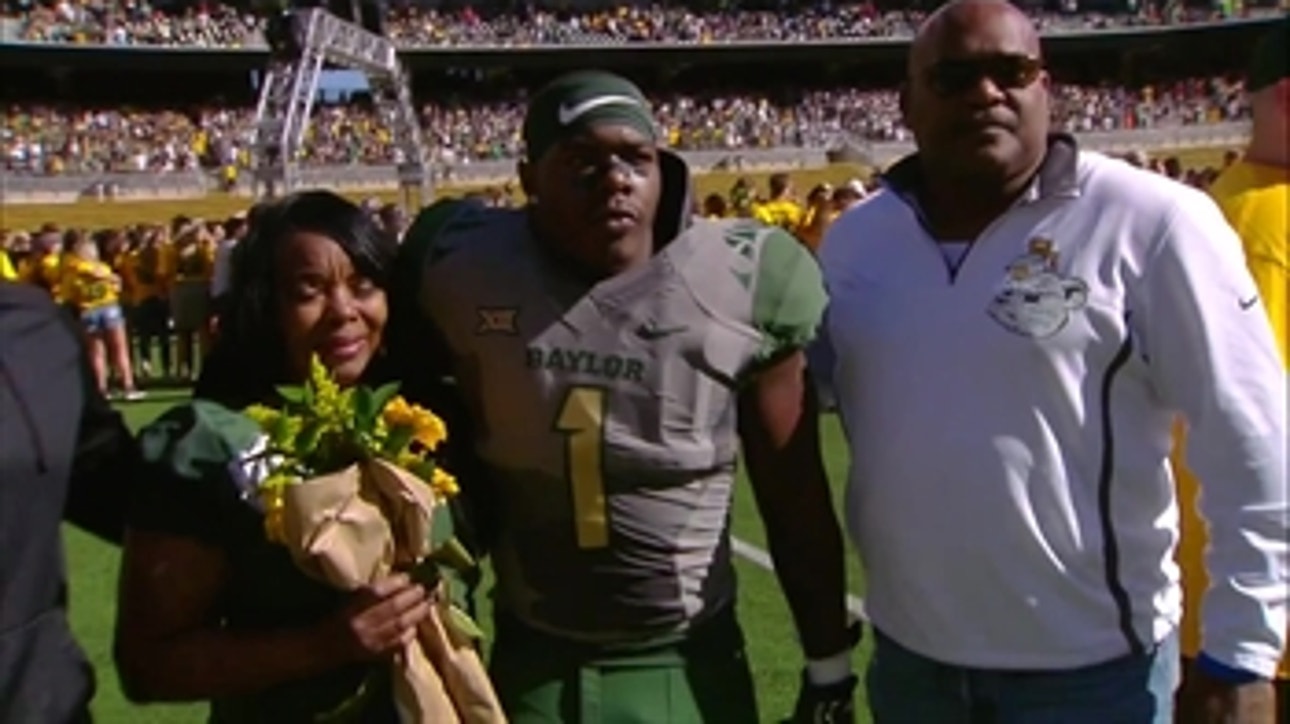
[
  {"left": 108, "top": 251, "right": 137, "bottom": 306},
  {"left": 752, "top": 199, "right": 806, "bottom": 236},
  {"left": 172, "top": 241, "right": 215, "bottom": 282},
  {"left": 798, "top": 206, "right": 839, "bottom": 253},
  {"left": 1175, "top": 159, "right": 1289, "bottom": 678},
  {"left": 0, "top": 250, "right": 16, "bottom": 281},
  {"left": 130, "top": 246, "right": 169, "bottom": 302},
  {"left": 21, "top": 253, "right": 66, "bottom": 302},
  {"left": 66, "top": 258, "right": 121, "bottom": 311}
]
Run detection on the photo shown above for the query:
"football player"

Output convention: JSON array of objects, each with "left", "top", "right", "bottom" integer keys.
[{"left": 391, "top": 70, "right": 857, "bottom": 723}]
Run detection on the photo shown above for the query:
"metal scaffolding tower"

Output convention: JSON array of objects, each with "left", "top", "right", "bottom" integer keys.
[{"left": 250, "top": 6, "right": 430, "bottom": 210}]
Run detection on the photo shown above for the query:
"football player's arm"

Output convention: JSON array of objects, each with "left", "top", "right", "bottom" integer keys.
[
  {"left": 738, "top": 230, "right": 854, "bottom": 678},
  {"left": 1137, "top": 194, "right": 1287, "bottom": 682}
]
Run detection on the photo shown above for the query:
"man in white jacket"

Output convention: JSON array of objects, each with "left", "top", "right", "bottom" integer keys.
[{"left": 814, "top": 1, "right": 1287, "bottom": 722}]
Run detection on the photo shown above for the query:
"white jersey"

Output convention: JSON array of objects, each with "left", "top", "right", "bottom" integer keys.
[{"left": 815, "top": 140, "right": 1287, "bottom": 676}]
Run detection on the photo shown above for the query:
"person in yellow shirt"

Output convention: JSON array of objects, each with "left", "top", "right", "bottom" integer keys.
[
  {"left": 0, "top": 248, "right": 16, "bottom": 281},
  {"left": 751, "top": 172, "right": 805, "bottom": 235},
  {"left": 796, "top": 183, "right": 838, "bottom": 253},
  {"left": 19, "top": 227, "right": 65, "bottom": 301},
  {"left": 1175, "top": 20, "right": 1289, "bottom": 724},
  {"left": 65, "top": 236, "right": 143, "bottom": 400},
  {"left": 129, "top": 227, "right": 174, "bottom": 380}
]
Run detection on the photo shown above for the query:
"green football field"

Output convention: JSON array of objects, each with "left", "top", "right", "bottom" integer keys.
[{"left": 68, "top": 391, "right": 872, "bottom": 723}]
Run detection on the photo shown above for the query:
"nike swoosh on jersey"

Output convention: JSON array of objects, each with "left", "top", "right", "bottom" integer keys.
[
  {"left": 1240, "top": 295, "right": 1260, "bottom": 310},
  {"left": 557, "top": 95, "right": 641, "bottom": 126}
]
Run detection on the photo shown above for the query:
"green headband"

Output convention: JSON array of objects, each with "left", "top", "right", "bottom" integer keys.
[{"left": 523, "top": 70, "right": 659, "bottom": 162}]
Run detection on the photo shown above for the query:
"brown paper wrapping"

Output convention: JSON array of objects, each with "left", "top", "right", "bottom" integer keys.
[{"left": 280, "top": 459, "right": 506, "bottom": 724}]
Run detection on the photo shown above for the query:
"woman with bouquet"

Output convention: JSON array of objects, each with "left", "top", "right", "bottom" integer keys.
[{"left": 114, "top": 190, "right": 489, "bottom": 722}]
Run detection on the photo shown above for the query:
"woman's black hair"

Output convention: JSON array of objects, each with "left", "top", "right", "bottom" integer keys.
[{"left": 194, "top": 189, "right": 398, "bottom": 409}]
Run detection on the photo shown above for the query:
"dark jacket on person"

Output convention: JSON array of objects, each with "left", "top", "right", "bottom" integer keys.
[{"left": 0, "top": 280, "right": 141, "bottom": 723}]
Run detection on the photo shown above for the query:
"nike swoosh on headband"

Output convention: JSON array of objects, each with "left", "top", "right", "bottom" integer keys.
[{"left": 557, "top": 95, "right": 642, "bottom": 126}]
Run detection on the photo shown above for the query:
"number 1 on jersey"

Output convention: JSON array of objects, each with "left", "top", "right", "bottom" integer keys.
[{"left": 556, "top": 386, "right": 609, "bottom": 549}]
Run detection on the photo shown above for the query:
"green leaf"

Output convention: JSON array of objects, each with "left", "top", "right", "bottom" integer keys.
[
  {"left": 275, "top": 385, "right": 307, "bottom": 404},
  {"left": 430, "top": 536, "right": 476, "bottom": 571},
  {"left": 428, "top": 504, "right": 455, "bottom": 549},
  {"left": 295, "top": 419, "right": 326, "bottom": 460},
  {"left": 408, "top": 460, "right": 437, "bottom": 486},
  {"left": 369, "top": 381, "right": 402, "bottom": 414},
  {"left": 382, "top": 426, "right": 416, "bottom": 457},
  {"left": 353, "top": 386, "right": 376, "bottom": 433},
  {"left": 268, "top": 413, "right": 293, "bottom": 444},
  {"left": 446, "top": 604, "right": 485, "bottom": 645}
]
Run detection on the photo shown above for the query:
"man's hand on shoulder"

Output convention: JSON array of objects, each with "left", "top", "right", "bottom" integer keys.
[{"left": 1177, "top": 657, "right": 1278, "bottom": 724}]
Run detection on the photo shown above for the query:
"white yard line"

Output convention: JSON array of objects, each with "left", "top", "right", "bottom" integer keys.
[{"left": 731, "top": 536, "right": 867, "bottom": 621}]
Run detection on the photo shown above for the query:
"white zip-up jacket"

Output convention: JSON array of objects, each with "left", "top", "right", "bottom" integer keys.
[{"left": 815, "top": 138, "right": 1287, "bottom": 677}]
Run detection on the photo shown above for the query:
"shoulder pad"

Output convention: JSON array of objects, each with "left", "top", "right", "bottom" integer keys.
[{"left": 403, "top": 198, "right": 492, "bottom": 266}]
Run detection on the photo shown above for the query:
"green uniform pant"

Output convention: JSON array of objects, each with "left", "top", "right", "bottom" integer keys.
[{"left": 488, "top": 606, "right": 759, "bottom": 724}]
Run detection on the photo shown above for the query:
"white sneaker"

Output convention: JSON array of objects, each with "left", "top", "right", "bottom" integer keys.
[{"left": 122, "top": 390, "right": 147, "bottom": 402}]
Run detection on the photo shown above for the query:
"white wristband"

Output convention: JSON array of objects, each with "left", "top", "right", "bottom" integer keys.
[{"left": 806, "top": 650, "right": 853, "bottom": 686}]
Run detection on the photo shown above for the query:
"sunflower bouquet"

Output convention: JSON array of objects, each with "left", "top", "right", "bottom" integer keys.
[{"left": 241, "top": 356, "right": 506, "bottom": 724}]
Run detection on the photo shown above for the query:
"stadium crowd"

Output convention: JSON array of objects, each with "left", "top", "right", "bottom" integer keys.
[
  {"left": 1, "top": 75, "right": 1248, "bottom": 174},
  {"left": 0, "top": 0, "right": 1271, "bottom": 47},
  {"left": 0, "top": 144, "right": 1236, "bottom": 400}
]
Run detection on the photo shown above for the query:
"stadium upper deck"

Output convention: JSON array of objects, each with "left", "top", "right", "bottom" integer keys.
[
  {"left": 0, "top": 0, "right": 1284, "bottom": 48},
  {"left": 0, "top": 1, "right": 1277, "bottom": 181}
]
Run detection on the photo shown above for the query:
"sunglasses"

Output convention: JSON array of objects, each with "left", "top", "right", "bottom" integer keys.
[{"left": 925, "top": 54, "right": 1045, "bottom": 97}]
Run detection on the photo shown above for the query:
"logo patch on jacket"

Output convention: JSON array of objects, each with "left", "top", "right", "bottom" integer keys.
[{"left": 987, "top": 237, "right": 1089, "bottom": 339}]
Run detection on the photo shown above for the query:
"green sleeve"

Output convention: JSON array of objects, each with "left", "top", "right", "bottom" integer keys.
[
  {"left": 130, "top": 400, "right": 263, "bottom": 545},
  {"left": 751, "top": 227, "right": 827, "bottom": 362}
]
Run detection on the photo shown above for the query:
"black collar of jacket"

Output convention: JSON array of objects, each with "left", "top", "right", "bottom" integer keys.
[{"left": 881, "top": 133, "right": 1082, "bottom": 206}]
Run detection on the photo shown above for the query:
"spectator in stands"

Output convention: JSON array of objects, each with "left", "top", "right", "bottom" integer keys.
[
  {"left": 3, "top": 1, "right": 1277, "bottom": 48},
  {"left": 1176, "top": 18, "right": 1290, "bottom": 724},
  {"left": 815, "top": 2, "right": 1286, "bottom": 722},
  {"left": 0, "top": 75, "right": 1258, "bottom": 177},
  {"left": 0, "top": 278, "right": 140, "bottom": 724}
]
